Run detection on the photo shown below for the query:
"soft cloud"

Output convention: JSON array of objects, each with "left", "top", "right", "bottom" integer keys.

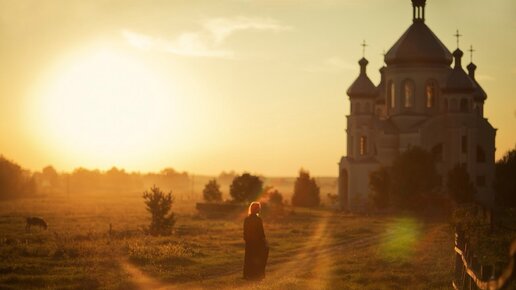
[
  {"left": 304, "top": 57, "right": 357, "bottom": 73},
  {"left": 203, "top": 17, "right": 290, "bottom": 44},
  {"left": 122, "top": 16, "right": 290, "bottom": 58}
]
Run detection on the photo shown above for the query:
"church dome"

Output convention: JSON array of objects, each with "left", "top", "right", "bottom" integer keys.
[
  {"left": 347, "top": 58, "right": 376, "bottom": 98},
  {"left": 374, "top": 66, "right": 386, "bottom": 104},
  {"left": 467, "top": 62, "right": 487, "bottom": 102},
  {"left": 384, "top": 21, "right": 453, "bottom": 66},
  {"left": 444, "top": 49, "right": 476, "bottom": 93}
]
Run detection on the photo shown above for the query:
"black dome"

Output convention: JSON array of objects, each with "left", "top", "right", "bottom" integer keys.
[
  {"left": 385, "top": 21, "right": 452, "bottom": 66},
  {"left": 347, "top": 58, "right": 376, "bottom": 98},
  {"left": 444, "top": 49, "right": 475, "bottom": 93}
]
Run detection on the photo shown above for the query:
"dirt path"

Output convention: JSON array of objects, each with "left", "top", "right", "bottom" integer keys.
[
  {"left": 120, "top": 259, "right": 177, "bottom": 290},
  {"left": 119, "top": 214, "right": 440, "bottom": 289}
]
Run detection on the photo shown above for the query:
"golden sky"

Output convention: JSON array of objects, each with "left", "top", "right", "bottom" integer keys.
[{"left": 0, "top": 0, "right": 515, "bottom": 176}]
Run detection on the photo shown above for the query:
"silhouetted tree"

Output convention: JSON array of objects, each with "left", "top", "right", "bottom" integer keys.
[
  {"left": 0, "top": 156, "right": 36, "bottom": 199},
  {"left": 142, "top": 185, "right": 175, "bottom": 235},
  {"left": 42, "top": 165, "right": 59, "bottom": 188},
  {"left": 369, "top": 166, "right": 391, "bottom": 209},
  {"left": 389, "top": 147, "right": 439, "bottom": 209},
  {"left": 268, "top": 189, "right": 283, "bottom": 206},
  {"left": 230, "top": 173, "right": 263, "bottom": 203},
  {"left": 494, "top": 148, "right": 516, "bottom": 207},
  {"left": 292, "top": 169, "right": 320, "bottom": 207},
  {"left": 203, "top": 179, "right": 222, "bottom": 202},
  {"left": 446, "top": 164, "right": 476, "bottom": 204}
]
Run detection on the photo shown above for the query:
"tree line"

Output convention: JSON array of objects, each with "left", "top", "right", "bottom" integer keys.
[{"left": 368, "top": 146, "right": 516, "bottom": 210}]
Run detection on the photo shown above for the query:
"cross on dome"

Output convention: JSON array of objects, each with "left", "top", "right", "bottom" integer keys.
[
  {"left": 468, "top": 45, "right": 475, "bottom": 63},
  {"left": 361, "top": 40, "right": 368, "bottom": 58},
  {"left": 454, "top": 29, "right": 462, "bottom": 49}
]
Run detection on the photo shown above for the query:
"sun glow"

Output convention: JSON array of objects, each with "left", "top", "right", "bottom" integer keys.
[{"left": 28, "top": 48, "right": 179, "bottom": 169}]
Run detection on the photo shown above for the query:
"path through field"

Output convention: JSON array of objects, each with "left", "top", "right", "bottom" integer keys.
[{"left": 120, "top": 211, "right": 452, "bottom": 289}]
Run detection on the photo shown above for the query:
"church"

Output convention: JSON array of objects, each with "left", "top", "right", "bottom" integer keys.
[{"left": 338, "top": 0, "right": 496, "bottom": 211}]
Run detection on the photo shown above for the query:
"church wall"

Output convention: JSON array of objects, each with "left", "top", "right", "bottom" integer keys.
[
  {"left": 384, "top": 66, "right": 450, "bottom": 118},
  {"left": 346, "top": 161, "right": 379, "bottom": 210}
]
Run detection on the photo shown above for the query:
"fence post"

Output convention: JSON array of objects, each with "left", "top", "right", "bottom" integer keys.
[
  {"left": 462, "top": 242, "right": 469, "bottom": 289},
  {"left": 455, "top": 226, "right": 464, "bottom": 286},
  {"left": 471, "top": 256, "right": 479, "bottom": 290}
]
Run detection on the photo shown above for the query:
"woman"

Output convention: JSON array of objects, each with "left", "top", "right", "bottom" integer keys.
[{"left": 243, "top": 201, "right": 269, "bottom": 280}]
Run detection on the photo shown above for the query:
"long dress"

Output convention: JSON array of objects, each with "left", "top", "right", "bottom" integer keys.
[{"left": 243, "top": 214, "right": 269, "bottom": 280}]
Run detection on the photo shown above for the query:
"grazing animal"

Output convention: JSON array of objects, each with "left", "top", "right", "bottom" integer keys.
[{"left": 26, "top": 217, "right": 48, "bottom": 232}]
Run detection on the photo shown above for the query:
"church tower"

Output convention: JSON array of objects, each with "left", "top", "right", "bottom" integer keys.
[{"left": 338, "top": 0, "right": 496, "bottom": 211}]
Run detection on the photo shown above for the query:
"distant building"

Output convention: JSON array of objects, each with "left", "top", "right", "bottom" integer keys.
[{"left": 338, "top": 0, "right": 496, "bottom": 210}]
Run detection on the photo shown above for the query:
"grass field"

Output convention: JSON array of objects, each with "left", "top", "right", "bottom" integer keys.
[{"left": 0, "top": 193, "right": 454, "bottom": 290}]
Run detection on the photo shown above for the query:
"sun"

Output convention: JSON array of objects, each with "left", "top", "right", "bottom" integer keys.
[{"left": 28, "top": 48, "right": 177, "bottom": 169}]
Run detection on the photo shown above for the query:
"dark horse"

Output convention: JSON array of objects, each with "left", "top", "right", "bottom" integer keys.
[{"left": 26, "top": 217, "right": 48, "bottom": 232}]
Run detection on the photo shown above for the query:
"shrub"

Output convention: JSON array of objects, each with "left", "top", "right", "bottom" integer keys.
[
  {"left": 229, "top": 173, "right": 263, "bottom": 203},
  {"left": 389, "top": 147, "right": 439, "bottom": 209},
  {"left": 203, "top": 179, "right": 222, "bottom": 202},
  {"left": 292, "top": 169, "right": 320, "bottom": 207},
  {"left": 494, "top": 148, "right": 516, "bottom": 207},
  {"left": 268, "top": 189, "right": 284, "bottom": 206},
  {"left": 446, "top": 164, "right": 476, "bottom": 204},
  {"left": 142, "top": 185, "right": 175, "bottom": 235},
  {"left": 369, "top": 166, "right": 390, "bottom": 209},
  {"left": 0, "top": 156, "right": 36, "bottom": 199}
]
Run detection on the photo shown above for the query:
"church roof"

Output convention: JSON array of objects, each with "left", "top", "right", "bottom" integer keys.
[
  {"left": 467, "top": 62, "right": 487, "bottom": 102},
  {"left": 384, "top": 21, "right": 453, "bottom": 66},
  {"left": 444, "top": 49, "right": 476, "bottom": 94},
  {"left": 347, "top": 58, "right": 376, "bottom": 98}
]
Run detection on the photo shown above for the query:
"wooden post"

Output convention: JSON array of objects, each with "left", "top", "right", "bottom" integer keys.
[
  {"left": 462, "top": 242, "right": 469, "bottom": 288},
  {"left": 455, "top": 226, "right": 464, "bottom": 285},
  {"left": 471, "top": 256, "right": 479, "bottom": 290}
]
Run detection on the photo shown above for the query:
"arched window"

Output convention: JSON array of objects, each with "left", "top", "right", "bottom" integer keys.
[
  {"left": 403, "top": 79, "right": 415, "bottom": 108},
  {"left": 364, "top": 102, "right": 371, "bottom": 113},
  {"left": 476, "top": 146, "right": 486, "bottom": 163},
  {"left": 425, "top": 80, "right": 438, "bottom": 108},
  {"left": 359, "top": 136, "right": 368, "bottom": 156},
  {"left": 460, "top": 98, "right": 469, "bottom": 112},
  {"left": 355, "top": 103, "right": 361, "bottom": 114},
  {"left": 389, "top": 81, "right": 395, "bottom": 108}
]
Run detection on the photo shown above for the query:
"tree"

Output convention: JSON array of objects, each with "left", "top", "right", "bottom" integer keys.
[
  {"left": 369, "top": 166, "right": 390, "bottom": 209},
  {"left": 446, "top": 164, "right": 476, "bottom": 204},
  {"left": 388, "top": 147, "right": 439, "bottom": 209},
  {"left": 0, "top": 156, "right": 36, "bottom": 199},
  {"left": 142, "top": 185, "right": 175, "bottom": 235},
  {"left": 203, "top": 179, "right": 223, "bottom": 202},
  {"left": 494, "top": 148, "right": 516, "bottom": 207},
  {"left": 268, "top": 189, "right": 283, "bottom": 206},
  {"left": 292, "top": 169, "right": 320, "bottom": 207},
  {"left": 230, "top": 173, "right": 263, "bottom": 203},
  {"left": 42, "top": 165, "right": 59, "bottom": 188}
]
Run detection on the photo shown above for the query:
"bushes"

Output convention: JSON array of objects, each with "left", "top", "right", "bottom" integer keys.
[
  {"left": 0, "top": 156, "right": 36, "bottom": 199},
  {"left": 368, "top": 147, "right": 440, "bottom": 210},
  {"left": 291, "top": 169, "right": 320, "bottom": 207},
  {"left": 203, "top": 179, "right": 222, "bottom": 202},
  {"left": 142, "top": 185, "right": 175, "bottom": 236},
  {"left": 494, "top": 148, "right": 516, "bottom": 207},
  {"left": 229, "top": 173, "right": 263, "bottom": 203},
  {"left": 446, "top": 164, "right": 476, "bottom": 204}
]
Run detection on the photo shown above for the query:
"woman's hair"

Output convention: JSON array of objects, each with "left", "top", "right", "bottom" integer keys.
[{"left": 248, "top": 202, "right": 261, "bottom": 216}]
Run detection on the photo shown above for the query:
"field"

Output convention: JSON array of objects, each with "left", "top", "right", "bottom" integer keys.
[{"left": 0, "top": 193, "right": 454, "bottom": 290}]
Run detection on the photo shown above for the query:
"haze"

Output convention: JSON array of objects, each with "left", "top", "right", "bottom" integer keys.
[{"left": 1, "top": 0, "right": 515, "bottom": 176}]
